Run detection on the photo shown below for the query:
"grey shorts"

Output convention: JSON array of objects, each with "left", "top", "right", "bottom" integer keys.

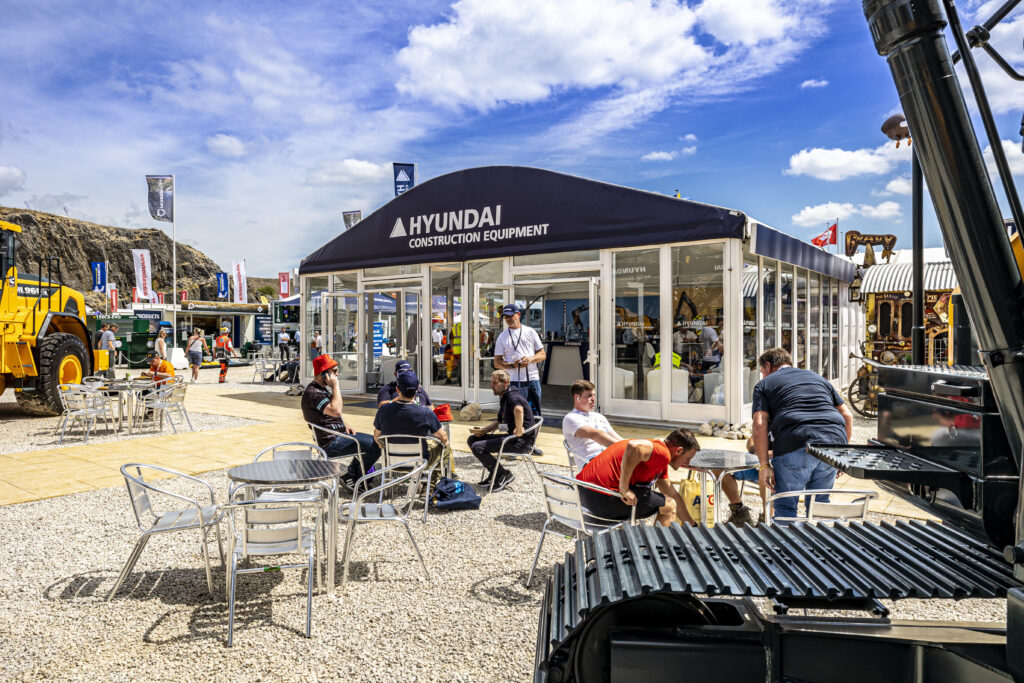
[{"left": 188, "top": 350, "right": 202, "bottom": 367}]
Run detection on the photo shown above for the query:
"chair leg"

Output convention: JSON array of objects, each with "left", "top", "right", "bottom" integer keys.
[
  {"left": 214, "top": 521, "right": 226, "bottom": 569},
  {"left": 305, "top": 546, "right": 314, "bottom": 638},
  {"left": 183, "top": 408, "right": 194, "bottom": 431},
  {"left": 106, "top": 534, "right": 151, "bottom": 600},
  {"left": 402, "top": 521, "right": 429, "bottom": 581},
  {"left": 227, "top": 554, "right": 238, "bottom": 647},
  {"left": 526, "top": 521, "right": 551, "bottom": 587},
  {"left": 339, "top": 520, "right": 357, "bottom": 587},
  {"left": 200, "top": 526, "right": 214, "bottom": 596}
]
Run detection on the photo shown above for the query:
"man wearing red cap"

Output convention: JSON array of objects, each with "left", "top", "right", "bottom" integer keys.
[{"left": 302, "top": 354, "right": 381, "bottom": 487}]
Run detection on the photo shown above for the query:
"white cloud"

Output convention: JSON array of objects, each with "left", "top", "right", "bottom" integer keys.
[
  {"left": 876, "top": 175, "right": 912, "bottom": 196},
  {"left": 983, "top": 139, "right": 1024, "bottom": 176},
  {"left": 681, "top": 133, "right": 698, "bottom": 142},
  {"left": 695, "top": 0, "right": 798, "bottom": 46},
  {"left": 858, "top": 200, "right": 901, "bottom": 220},
  {"left": 206, "top": 133, "right": 247, "bottom": 158},
  {"left": 800, "top": 78, "right": 828, "bottom": 89},
  {"left": 397, "top": 0, "right": 707, "bottom": 110},
  {"left": 786, "top": 143, "right": 910, "bottom": 181},
  {"left": 680, "top": 145, "right": 697, "bottom": 155},
  {"left": 0, "top": 165, "right": 27, "bottom": 196},
  {"left": 305, "top": 158, "right": 392, "bottom": 186},
  {"left": 792, "top": 200, "right": 902, "bottom": 227},
  {"left": 642, "top": 151, "right": 677, "bottom": 161}
]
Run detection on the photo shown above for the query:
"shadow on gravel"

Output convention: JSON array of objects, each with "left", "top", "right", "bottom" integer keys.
[
  {"left": 468, "top": 570, "right": 543, "bottom": 606},
  {"left": 47, "top": 567, "right": 287, "bottom": 605},
  {"left": 145, "top": 597, "right": 306, "bottom": 646},
  {"left": 494, "top": 512, "right": 546, "bottom": 531}
]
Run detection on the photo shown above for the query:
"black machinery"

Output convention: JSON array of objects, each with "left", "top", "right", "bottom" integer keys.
[{"left": 534, "top": 0, "right": 1024, "bottom": 681}]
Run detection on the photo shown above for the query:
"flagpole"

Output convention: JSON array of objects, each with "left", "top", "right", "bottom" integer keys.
[{"left": 171, "top": 174, "right": 177, "bottom": 349}]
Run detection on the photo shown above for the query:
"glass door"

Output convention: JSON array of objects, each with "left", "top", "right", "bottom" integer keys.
[
  {"left": 363, "top": 286, "right": 422, "bottom": 391},
  {"left": 472, "top": 282, "right": 511, "bottom": 407},
  {"left": 322, "top": 292, "right": 361, "bottom": 390}
]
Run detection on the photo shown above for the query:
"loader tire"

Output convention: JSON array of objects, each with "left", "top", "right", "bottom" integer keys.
[{"left": 15, "top": 333, "right": 89, "bottom": 416}]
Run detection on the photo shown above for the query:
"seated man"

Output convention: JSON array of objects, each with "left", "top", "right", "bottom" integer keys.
[
  {"left": 374, "top": 370, "right": 450, "bottom": 479},
  {"left": 577, "top": 429, "right": 699, "bottom": 526},
  {"left": 562, "top": 379, "right": 623, "bottom": 473},
  {"left": 466, "top": 369, "right": 536, "bottom": 492},
  {"left": 277, "top": 359, "right": 300, "bottom": 384},
  {"left": 302, "top": 355, "right": 380, "bottom": 489},
  {"left": 377, "top": 360, "right": 431, "bottom": 407},
  {"left": 141, "top": 355, "right": 175, "bottom": 385}
]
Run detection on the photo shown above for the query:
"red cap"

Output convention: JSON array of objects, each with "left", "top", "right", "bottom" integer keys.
[
  {"left": 433, "top": 403, "right": 453, "bottom": 422},
  {"left": 313, "top": 355, "right": 338, "bottom": 375}
]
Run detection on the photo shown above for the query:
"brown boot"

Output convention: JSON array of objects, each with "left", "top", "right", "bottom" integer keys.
[{"left": 725, "top": 503, "right": 754, "bottom": 527}]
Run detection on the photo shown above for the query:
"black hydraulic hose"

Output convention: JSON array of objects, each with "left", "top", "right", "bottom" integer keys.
[{"left": 864, "top": 0, "right": 1024, "bottom": 568}]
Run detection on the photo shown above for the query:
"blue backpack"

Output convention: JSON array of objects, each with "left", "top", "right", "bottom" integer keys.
[{"left": 430, "top": 477, "right": 482, "bottom": 511}]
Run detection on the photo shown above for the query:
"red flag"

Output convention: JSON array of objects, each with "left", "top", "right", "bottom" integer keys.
[
  {"left": 110, "top": 287, "right": 119, "bottom": 311},
  {"left": 156, "top": 292, "right": 165, "bottom": 304},
  {"left": 180, "top": 290, "right": 188, "bottom": 302},
  {"left": 812, "top": 223, "right": 837, "bottom": 248},
  {"left": 278, "top": 272, "right": 290, "bottom": 297}
]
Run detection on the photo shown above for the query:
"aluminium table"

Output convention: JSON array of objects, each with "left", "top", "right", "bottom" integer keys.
[
  {"left": 227, "top": 459, "right": 344, "bottom": 595},
  {"left": 683, "top": 449, "right": 760, "bottom": 526}
]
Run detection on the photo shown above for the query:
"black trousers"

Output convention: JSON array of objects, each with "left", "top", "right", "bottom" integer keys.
[{"left": 467, "top": 434, "right": 532, "bottom": 475}]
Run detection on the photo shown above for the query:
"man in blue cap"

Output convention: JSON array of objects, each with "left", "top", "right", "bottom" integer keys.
[
  {"left": 377, "top": 359, "right": 432, "bottom": 407},
  {"left": 494, "top": 303, "right": 545, "bottom": 455},
  {"left": 374, "top": 370, "right": 450, "bottom": 479}
]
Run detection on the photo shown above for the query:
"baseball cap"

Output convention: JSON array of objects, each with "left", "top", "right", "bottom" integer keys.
[
  {"left": 313, "top": 354, "right": 338, "bottom": 375},
  {"left": 396, "top": 371, "right": 420, "bottom": 391},
  {"left": 501, "top": 304, "right": 520, "bottom": 316},
  {"left": 394, "top": 360, "right": 412, "bottom": 374}
]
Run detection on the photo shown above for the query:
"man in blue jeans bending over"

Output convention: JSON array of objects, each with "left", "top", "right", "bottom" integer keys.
[
  {"left": 752, "top": 347, "right": 853, "bottom": 520},
  {"left": 302, "top": 354, "right": 381, "bottom": 490}
]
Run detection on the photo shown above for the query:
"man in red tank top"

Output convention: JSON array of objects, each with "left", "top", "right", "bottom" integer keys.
[{"left": 577, "top": 428, "right": 699, "bottom": 526}]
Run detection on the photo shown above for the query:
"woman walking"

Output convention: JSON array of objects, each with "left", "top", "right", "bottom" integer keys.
[
  {"left": 155, "top": 328, "right": 169, "bottom": 360},
  {"left": 186, "top": 328, "right": 209, "bottom": 383}
]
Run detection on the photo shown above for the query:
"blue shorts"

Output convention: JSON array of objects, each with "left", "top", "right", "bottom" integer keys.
[
  {"left": 731, "top": 467, "right": 759, "bottom": 482},
  {"left": 188, "top": 350, "right": 202, "bottom": 367}
]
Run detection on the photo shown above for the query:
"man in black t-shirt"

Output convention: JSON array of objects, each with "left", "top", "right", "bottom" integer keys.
[
  {"left": 466, "top": 369, "right": 537, "bottom": 492},
  {"left": 751, "top": 347, "right": 852, "bottom": 520},
  {"left": 374, "top": 371, "right": 449, "bottom": 476},
  {"left": 302, "top": 354, "right": 381, "bottom": 487},
  {"left": 376, "top": 359, "right": 432, "bottom": 407}
]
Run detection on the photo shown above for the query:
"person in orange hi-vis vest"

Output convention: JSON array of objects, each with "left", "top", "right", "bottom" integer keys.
[{"left": 214, "top": 327, "right": 237, "bottom": 383}]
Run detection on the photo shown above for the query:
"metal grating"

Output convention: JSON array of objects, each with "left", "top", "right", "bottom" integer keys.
[
  {"left": 806, "top": 444, "right": 964, "bottom": 484},
  {"left": 538, "top": 521, "right": 1020, "bottom": 659}
]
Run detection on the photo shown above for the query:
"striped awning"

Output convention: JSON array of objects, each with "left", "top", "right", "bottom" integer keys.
[{"left": 860, "top": 261, "right": 958, "bottom": 294}]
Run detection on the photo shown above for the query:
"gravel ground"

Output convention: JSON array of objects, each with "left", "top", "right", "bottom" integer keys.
[{"left": 0, "top": 447, "right": 1009, "bottom": 682}]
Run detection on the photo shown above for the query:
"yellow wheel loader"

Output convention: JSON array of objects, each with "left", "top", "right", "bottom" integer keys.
[{"left": 0, "top": 219, "right": 107, "bottom": 414}]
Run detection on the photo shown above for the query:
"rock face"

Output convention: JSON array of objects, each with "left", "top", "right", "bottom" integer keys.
[{"left": 0, "top": 207, "right": 265, "bottom": 311}]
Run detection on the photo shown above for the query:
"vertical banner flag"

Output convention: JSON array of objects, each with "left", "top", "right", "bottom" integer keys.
[
  {"left": 342, "top": 210, "right": 362, "bottom": 230},
  {"left": 145, "top": 175, "right": 174, "bottom": 222},
  {"left": 180, "top": 290, "right": 188, "bottom": 302},
  {"left": 90, "top": 261, "right": 107, "bottom": 292},
  {"left": 278, "top": 272, "right": 290, "bottom": 297},
  {"left": 156, "top": 292, "right": 165, "bottom": 304},
  {"left": 216, "top": 272, "right": 229, "bottom": 299},
  {"left": 131, "top": 249, "right": 153, "bottom": 300},
  {"left": 231, "top": 259, "right": 247, "bottom": 304},
  {"left": 109, "top": 285, "right": 119, "bottom": 311},
  {"left": 132, "top": 287, "right": 140, "bottom": 303},
  {"left": 393, "top": 163, "right": 415, "bottom": 196},
  {"left": 812, "top": 223, "right": 838, "bottom": 249}
]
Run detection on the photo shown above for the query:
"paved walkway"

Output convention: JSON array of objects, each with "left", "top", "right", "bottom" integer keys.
[{"left": 0, "top": 383, "right": 933, "bottom": 520}]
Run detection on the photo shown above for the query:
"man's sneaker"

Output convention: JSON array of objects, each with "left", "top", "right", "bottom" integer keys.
[
  {"left": 726, "top": 504, "right": 754, "bottom": 527},
  {"left": 492, "top": 470, "right": 515, "bottom": 492},
  {"left": 477, "top": 471, "right": 497, "bottom": 487}
]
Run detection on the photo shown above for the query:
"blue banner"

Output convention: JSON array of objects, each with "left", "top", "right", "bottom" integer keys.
[
  {"left": 393, "top": 163, "right": 415, "bottom": 197},
  {"left": 373, "top": 321, "right": 385, "bottom": 357},
  {"left": 90, "top": 261, "right": 107, "bottom": 292},
  {"left": 216, "top": 272, "right": 229, "bottom": 299}
]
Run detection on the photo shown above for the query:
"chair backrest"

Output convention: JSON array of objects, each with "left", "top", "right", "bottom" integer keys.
[
  {"left": 378, "top": 434, "right": 441, "bottom": 468},
  {"left": 353, "top": 460, "right": 426, "bottom": 519},
  {"left": 765, "top": 488, "right": 878, "bottom": 524},
  {"left": 562, "top": 440, "right": 580, "bottom": 477},
  {"left": 537, "top": 470, "right": 589, "bottom": 533},
  {"left": 59, "top": 384, "right": 93, "bottom": 413},
  {"left": 121, "top": 465, "right": 155, "bottom": 527},
  {"left": 254, "top": 442, "right": 327, "bottom": 463}
]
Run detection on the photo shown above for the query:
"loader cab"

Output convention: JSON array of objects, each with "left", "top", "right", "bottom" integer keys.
[{"left": 0, "top": 223, "right": 21, "bottom": 300}]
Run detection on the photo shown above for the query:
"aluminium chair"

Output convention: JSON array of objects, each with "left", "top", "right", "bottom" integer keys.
[
  {"left": 763, "top": 488, "right": 879, "bottom": 525},
  {"left": 150, "top": 381, "right": 194, "bottom": 433},
  {"left": 307, "top": 422, "right": 367, "bottom": 478},
  {"left": 486, "top": 417, "right": 545, "bottom": 494},
  {"left": 337, "top": 460, "right": 429, "bottom": 586},
  {"left": 107, "top": 464, "right": 226, "bottom": 601},
  {"left": 223, "top": 485, "right": 328, "bottom": 646},
  {"left": 377, "top": 434, "right": 449, "bottom": 522},
  {"left": 56, "top": 384, "right": 112, "bottom": 444},
  {"left": 527, "top": 470, "right": 637, "bottom": 586}
]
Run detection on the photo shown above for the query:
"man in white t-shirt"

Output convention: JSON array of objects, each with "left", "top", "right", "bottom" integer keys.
[
  {"left": 562, "top": 379, "right": 623, "bottom": 473},
  {"left": 431, "top": 326, "right": 443, "bottom": 353},
  {"left": 494, "top": 304, "right": 546, "bottom": 416},
  {"left": 278, "top": 329, "right": 291, "bottom": 360}
]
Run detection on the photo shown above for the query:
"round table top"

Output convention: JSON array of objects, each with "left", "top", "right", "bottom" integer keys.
[
  {"left": 227, "top": 458, "right": 344, "bottom": 484},
  {"left": 687, "top": 449, "right": 759, "bottom": 471}
]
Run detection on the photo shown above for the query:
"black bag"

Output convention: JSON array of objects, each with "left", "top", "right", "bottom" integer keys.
[{"left": 430, "top": 477, "right": 481, "bottom": 511}]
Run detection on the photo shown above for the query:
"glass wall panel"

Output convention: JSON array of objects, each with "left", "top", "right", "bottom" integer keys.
[
  {"left": 670, "top": 244, "right": 723, "bottom": 405},
  {"left": 468, "top": 260, "right": 505, "bottom": 391},
  {"left": 613, "top": 248, "right": 660, "bottom": 400},
  {"left": 304, "top": 276, "right": 327, "bottom": 377},
  {"left": 831, "top": 279, "right": 839, "bottom": 379},
  {"left": 742, "top": 256, "right": 758, "bottom": 402},
  {"left": 780, "top": 267, "right": 793, "bottom": 358},
  {"left": 809, "top": 273, "right": 820, "bottom": 374},
  {"left": 363, "top": 264, "right": 421, "bottom": 278},
  {"left": 796, "top": 269, "right": 807, "bottom": 369},
  {"left": 329, "top": 273, "right": 359, "bottom": 385},
  {"left": 762, "top": 259, "right": 777, "bottom": 351},
  {"left": 514, "top": 250, "right": 600, "bottom": 266},
  {"left": 821, "top": 277, "right": 831, "bottom": 379},
  {"left": 430, "top": 264, "right": 463, "bottom": 387}
]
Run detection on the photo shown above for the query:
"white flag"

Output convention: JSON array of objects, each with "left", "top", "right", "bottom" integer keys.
[
  {"left": 231, "top": 259, "right": 247, "bottom": 304},
  {"left": 131, "top": 249, "right": 153, "bottom": 301}
]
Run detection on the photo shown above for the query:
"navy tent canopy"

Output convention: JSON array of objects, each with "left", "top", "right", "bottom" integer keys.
[{"left": 299, "top": 166, "right": 747, "bottom": 274}]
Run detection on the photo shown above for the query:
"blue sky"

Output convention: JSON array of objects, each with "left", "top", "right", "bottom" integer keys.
[{"left": 0, "top": 0, "right": 1021, "bottom": 274}]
